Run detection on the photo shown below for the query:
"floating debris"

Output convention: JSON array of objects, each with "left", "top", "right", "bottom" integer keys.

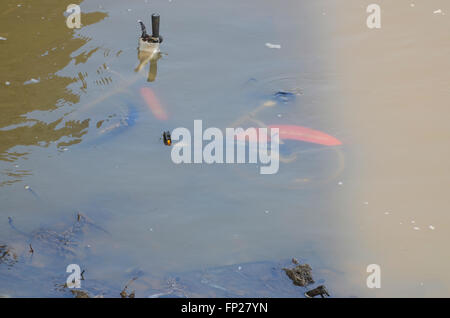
[
  {"left": 273, "top": 91, "right": 296, "bottom": 103},
  {"left": 305, "top": 285, "right": 330, "bottom": 298},
  {"left": 0, "top": 244, "right": 18, "bottom": 268},
  {"left": 120, "top": 277, "right": 137, "bottom": 298},
  {"left": 5, "top": 81, "right": 10, "bottom": 86},
  {"left": 24, "top": 185, "right": 39, "bottom": 199},
  {"left": 433, "top": 9, "right": 443, "bottom": 14},
  {"left": 283, "top": 261, "right": 314, "bottom": 287},
  {"left": 413, "top": 226, "right": 420, "bottom": 231},
  {"left": 0, "top": 37, "right": 7, "bottom": 41},
  {"left": 138, "top": 13, "right": 163, "bottom": 46},
  {"left": 265, "top": 43, "right": 281, "bottom": 49},
  {"left": 23, "top": 78, "right": 40, "bottom": 85},
  {"left": 338, "top": 181, "right": 343, "bottom": 185},
  {"left": 263, "top": 100, "right": 276, "bottom": 107},
  {"left": 429, "top": 225, "right": 435, "bottom": 230},
  {"left": 162, "top": 131, "right": 172, "bottom": 146},
  {"left": 283, "top": 259, "right": 329, "bottom": 297}
]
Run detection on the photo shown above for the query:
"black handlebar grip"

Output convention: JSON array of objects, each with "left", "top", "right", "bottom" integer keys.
[
  {"left": 138, "top": 20, "right": 148, "bottom": 38},
  {"left": 151, "top": 13, "right": 160, "bottom": 38}
]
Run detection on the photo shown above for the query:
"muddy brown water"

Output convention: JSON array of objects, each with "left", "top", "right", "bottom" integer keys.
[
  {"left": 0, "top": 0, "right": 449, "bottom": 297},
  {"left": 332, "top": 0, "right": 450, "bottom": 297}
]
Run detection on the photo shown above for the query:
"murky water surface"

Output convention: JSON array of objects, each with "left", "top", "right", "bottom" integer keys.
[{"left": 0, "top": 0, "right": 449, "bottom": 297}]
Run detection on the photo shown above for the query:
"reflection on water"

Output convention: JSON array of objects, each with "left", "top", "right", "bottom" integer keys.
[
  {"left": 135, "top": 50, "right": 161, "bottom": 83},
  {"left": 0, "top": 0, "right": 107, "bottom": 184}
]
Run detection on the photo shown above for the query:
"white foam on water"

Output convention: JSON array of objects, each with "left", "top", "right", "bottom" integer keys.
[{"left": 265, "top": 43, "right": 281, "bottom": 49}]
